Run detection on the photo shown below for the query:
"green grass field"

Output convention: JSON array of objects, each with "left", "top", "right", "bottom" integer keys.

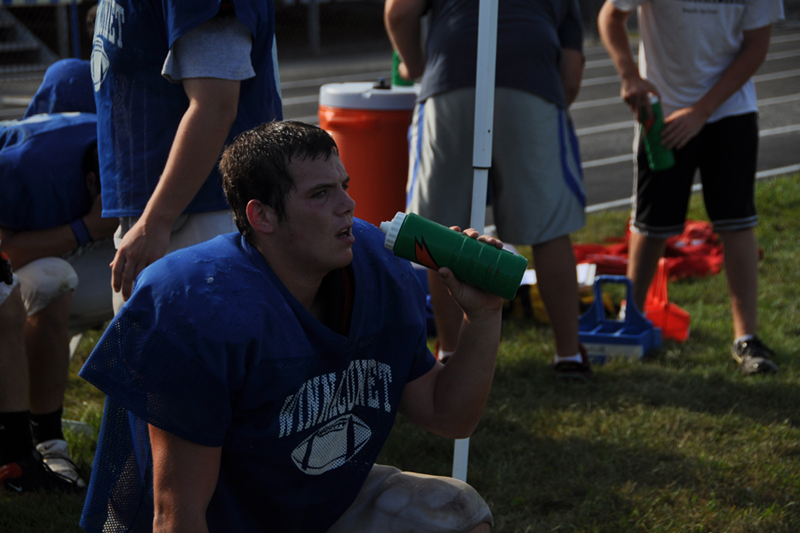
[{"left": 3, "top": 174, "right": 799, "bottom": 532}]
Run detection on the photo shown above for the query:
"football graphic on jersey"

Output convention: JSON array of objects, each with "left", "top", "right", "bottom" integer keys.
[
  {"left": 90, "top": 37, "right": 110, "bottom": 92},
  {"left": 291, "top": 414, "right": 372, "bottom": 475}
]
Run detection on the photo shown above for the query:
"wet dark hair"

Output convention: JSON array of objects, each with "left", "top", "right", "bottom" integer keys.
[{"left": 219, "top": 121, "right": 338, "bottom": 242}]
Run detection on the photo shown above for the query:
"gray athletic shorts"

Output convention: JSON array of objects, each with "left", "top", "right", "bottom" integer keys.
[
  {"left": 406, "top": 87, "right": 586, "bottom": 245},
  {"left": 328, "top": 464, "right": 493, "bottom": 532}
]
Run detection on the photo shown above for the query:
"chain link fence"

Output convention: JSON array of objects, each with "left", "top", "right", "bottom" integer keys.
[
  {"left": 2, "top": 0, "right": 797, "bottom": 114},
  {"left": 275, "top": 0, "right": 390, "bottom": 61},
  {"left": 0, "top": 0, "right": 95, "bottom": 106},
  {"left": 0, "top": 0, "right": 390, "bottom": 111}
]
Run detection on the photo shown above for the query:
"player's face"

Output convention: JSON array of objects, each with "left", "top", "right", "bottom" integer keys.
[{"left": 278, "top": 154, "right": 356, "bottom": 276}]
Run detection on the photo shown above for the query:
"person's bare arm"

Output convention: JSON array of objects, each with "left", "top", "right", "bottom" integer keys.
[
  {"left": 111, "top": 77, "right": 240, "bottom": 301},
  {"left": 384, "top": 0, "right": 427, "bottom": 80},
  {"left": 598, "top": 0, "right": 658, "bottom": 118},
  {"left": 660, "top": 25, "right": 772, "bottom": 149},
  {"left": 0, "top": 193, "right": 117, "bottom": 269},
  {"left": 561, "top": 48, "right": 584, "bottom": 106},
  {"left": 149, "top": 425, "right": 222, "bottom": 533},
  {"left": 398, "top": 229, "right": 504, "bottom": 439}
]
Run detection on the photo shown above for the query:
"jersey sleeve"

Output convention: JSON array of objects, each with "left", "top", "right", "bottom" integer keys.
[
  {"left": 80, "top": 290, "right": 233, "bottom": 447},
  {"left": 407, "top": 336, "right": 437, "bottom": 383},
  {"left": 161, "top": 0, "right": 220, "bottom": 49},
  {"left": 741, "top": 0, "right": 784, "bottom": 31},
  {"left": 162, "top": 14, "right": 256, "bottom": 83}
]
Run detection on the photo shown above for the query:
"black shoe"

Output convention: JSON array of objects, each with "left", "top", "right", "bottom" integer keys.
[
  {"left": 553, "top": 343, "right": 593, "bottom": 380},
  {"left": 731, "top": 336, "right": 778, "bottom": 375},
  {"left": 1, "top": 451, "right": 83, "bottom": 494}
]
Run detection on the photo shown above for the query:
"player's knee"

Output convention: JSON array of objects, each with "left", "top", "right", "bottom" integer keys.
[
  {"left": 16, "top": 257, "right": 78, "bottom": 316},
  {"left": 373, "top": 470, "right": 493, "bottom": 531}
]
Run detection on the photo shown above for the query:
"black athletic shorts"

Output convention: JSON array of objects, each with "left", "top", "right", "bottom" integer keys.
[{"left": 631, "top": 112, "right": 759, "bottom": 238}]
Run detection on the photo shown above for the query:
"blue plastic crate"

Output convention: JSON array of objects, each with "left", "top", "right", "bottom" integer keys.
[{"left": 578, "top": 275, "right": 662, "bottom": 365}]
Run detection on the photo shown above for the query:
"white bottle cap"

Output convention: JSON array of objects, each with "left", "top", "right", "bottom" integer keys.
[{"left": 380, "top": 212, "right": 407, "bottom": 250}]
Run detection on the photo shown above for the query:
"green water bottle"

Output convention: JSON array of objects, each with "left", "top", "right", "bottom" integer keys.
[
  {"left": 380, "top": 212, "right": 528, "bottom": 300},
  {"left": 391, "top": 50, "right": 414, "bottom": 87},
  {"left": 640, "top": 94, "right": 675, "bottom": 172}
]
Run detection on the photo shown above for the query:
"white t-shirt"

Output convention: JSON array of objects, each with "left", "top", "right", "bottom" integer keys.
[
  {"left": 611, "top": 0, "right": 784, "bottom": 122},
  {"left": 161, "top": 15, "right": 256, "bottom": 83}
]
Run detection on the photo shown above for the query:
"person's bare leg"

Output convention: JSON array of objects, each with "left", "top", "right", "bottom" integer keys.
[
  {"left": 26, "top": 291, "right": 72, "bottom": 415},
  {"left": 0, "top": 286, "right": 29, "bottom": 412},
  {"left": 626, "top": 230, "right": 668, "bottom": 312},
  {"left": 719, "top": 228, "right": 758, "bottom": 338},
  {"left": 428, "top": 269, "right": 464, "bottom": 354},
  {"left": 468, "top": 523, "right": 491, "bottom": 533},
  {"left": 531, "top": 235, "right": 579, "bottom": 357}
]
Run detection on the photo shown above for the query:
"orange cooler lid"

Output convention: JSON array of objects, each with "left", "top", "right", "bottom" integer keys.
[{"left": 319, "top": 81, "right": 419, "bottom": 111}]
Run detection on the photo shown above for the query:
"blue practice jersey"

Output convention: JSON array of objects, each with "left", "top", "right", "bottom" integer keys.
[
  {"left": 91, "top": 0, "right": 283, "bottom": 218},
  {"left": 80, "top": 220, "right": 436, "bottom": 532},
  {"left": 23, "top": 59, "right": 96, "bottom": 118},
  {"left": 0, "top": 113, "right": 96, "bottom": 231}
]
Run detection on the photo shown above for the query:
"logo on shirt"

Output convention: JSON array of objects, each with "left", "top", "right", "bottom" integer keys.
[
  {"left": 279, "top": 359, "right": 393, "bottom": 475},
  {"left": 91, "top": 0, "right": 125, "bottom": 91},
  {"left": 291, "top": 414, "right": 372, "bottom": 475}
]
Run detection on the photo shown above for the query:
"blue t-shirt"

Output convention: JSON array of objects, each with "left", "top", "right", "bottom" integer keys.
[
  {"left": 420, "top": 0, "right": 584, "bottom": 108},
  {"left": 0, "top": 113, "right": 96, "bottom": 231},
  {"left": 79, "top": 220, "right": 436, "bottom": 533},
  {"left": 91, "top": 0, "right": 283, "bottom": 218},
  {"left": 23, "top": 59, "right": 96, "bottom": 118}
]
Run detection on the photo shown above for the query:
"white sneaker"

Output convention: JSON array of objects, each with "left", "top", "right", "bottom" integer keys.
[{"left": 35, "top": 439, "right": 86, "bottom": 488}]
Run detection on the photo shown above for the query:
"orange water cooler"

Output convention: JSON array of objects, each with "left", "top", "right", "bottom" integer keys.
[{"left": 319, "top": 80, "right": 419, "bottom": 227}]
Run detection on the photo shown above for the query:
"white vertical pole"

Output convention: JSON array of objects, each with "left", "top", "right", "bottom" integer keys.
[
  {"left": 453, "top": 0, "right": 499, "bottom": 484},
  {"left": 452, "top": 437, "right": 470, "bottom": 482}
]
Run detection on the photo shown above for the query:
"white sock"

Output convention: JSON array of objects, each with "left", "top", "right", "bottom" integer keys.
[
  {"left": 735, "top": 334, "right": 755, "bottom": 345},
  {"left": 438, "top": 348, "right": 455, "bottom": 361},
  {"left": 554, "top": 353, "right": 582, "bottom": 363}
]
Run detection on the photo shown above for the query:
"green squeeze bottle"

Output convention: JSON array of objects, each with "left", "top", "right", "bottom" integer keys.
[
  {"left": 640, "top": 93, "right": 676, "bottom": 172},
  {"left": 391, "top": 50, "right": 414, "bottom": 87},
  {"left": 380, "top": 212, "right": 528, "bottom": 300}
]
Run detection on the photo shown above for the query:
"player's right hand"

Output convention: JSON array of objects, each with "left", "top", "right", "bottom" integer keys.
[
  {"left": 111, "top": 218, "right": 170, "bottom": 301},
  {"left": 620, "top": 77, "right": 659, "bottom": 120},
  {"left": 437, "top": 227, "right": 505, "bottom": 321}
]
